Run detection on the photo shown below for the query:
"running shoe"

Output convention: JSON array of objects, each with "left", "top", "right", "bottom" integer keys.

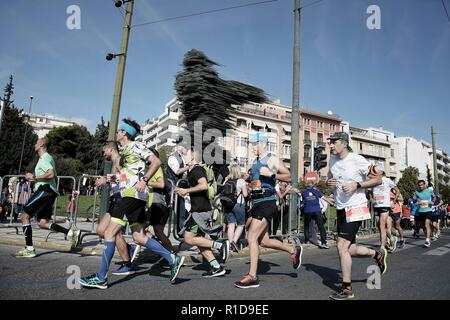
[
  {"left": 79, "top": 273, "right": 108, "bottom": 289},
  {"left": 398, "top": 239, "right": 405, "bottom": 249},
  {"left": 424, "top": 240, "right": 431, "bottom": 248},
  {"left": 230, "top": 241, "right": 240, "bottom": 253},
  {"left": 291, "top": 245, "right": 303, "bottom": 271},
  {"left": 219, "top": 240, "right": 230, "bottom": 262},
  {"left": 375, "top": 247, "right": 388, "bottom": 275},
  {"left": 13, "top": 247, "right": 36, "bottom": 258},
  {"left": 234, "top": 275, "right": 260, "bottom": 289},
  {"left": 170, "top": 255, "right": 185, "bottom": 284},
  {"left": 112, "top": 263, "right": 136, "bottom": 276},
  {"left": 318, "top": 242, "right": 329, "bottom": 249},
  {"left": 202, "top": 266, "right": 226, "bottom": 278},
  {"left": 389, "top": 236, "right": 398, "bottom": 252},
  {"left": 329, "top": 287, "right": 354, "bottom": 300},
  {"left": 70, "top": 229, "right": 82, "bottom": 249}
]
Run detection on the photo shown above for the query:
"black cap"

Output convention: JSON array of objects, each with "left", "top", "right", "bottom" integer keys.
[{"left": 328, "top": 132, "right": 349, "bottom": 143}]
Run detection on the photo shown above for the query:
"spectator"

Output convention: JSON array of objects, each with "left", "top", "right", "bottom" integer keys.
[
  {"left": 301, "top": 181, "right": 329, "bottom": 249},
  {"left": 66, "top": 191, "right": 78, "bottom": 222},
  {"left": 223, "top": 164, "right": 248, "bottom": 252}
]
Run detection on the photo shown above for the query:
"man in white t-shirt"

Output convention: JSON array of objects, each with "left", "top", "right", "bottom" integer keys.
[{"left": 326, "top": 132, "right": 386, "bottom": 300}]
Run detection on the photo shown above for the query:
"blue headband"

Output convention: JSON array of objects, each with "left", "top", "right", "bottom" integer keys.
[{"left": 118, "top": 123, "right": 138, "bottom": 138}]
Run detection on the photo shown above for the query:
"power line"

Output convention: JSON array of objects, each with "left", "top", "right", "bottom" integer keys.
[
  {"left": 301, "top": 0, "right": 325, "bottom": 10},
  {"left": 442, "top": 0, "right": 450, "bottom": 24},
  {"left": 131, "top": 0, "right": 279, "bottom": 28}
]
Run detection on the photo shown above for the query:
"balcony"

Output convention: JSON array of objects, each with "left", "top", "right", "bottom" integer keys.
[
  {"left": 281, "top": 153, "right": 291, "bottom": 160},
  {"left": 158, "top": 124, "right": 179, "bottom": 140},
  {"left": 303, "top": 156, "right": 311, "bottom": 164},
  {"left": 304, "top": 139, "right": 312, "bottom": 146},
  {"left": 316, "top": 141, "right": 326, "bottom": 148}
]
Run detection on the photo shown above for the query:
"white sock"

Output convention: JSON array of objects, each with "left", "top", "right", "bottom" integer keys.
[{"left": 27, "top": 246, "right": 34, "bottom": 251}]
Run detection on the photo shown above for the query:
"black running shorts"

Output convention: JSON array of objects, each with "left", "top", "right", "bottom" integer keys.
[
  {"left": 374, "top": 207, "right": 391, "bottom": 216},
  {"left": 416, "top": 211, "right": 432, "bottom": 222},
  {"left": 108, "top": 193, "right": 122, "bottom": 214},
  {"left": 23, "top": 184, "right": 57, "bottom": 221},
  {"left": 336, "top": 209, "right": 361, "bottom": 244},
  {"left": 147, "top": 203, "right": 169, "bottom": 226},
  {"left": 390, "top": 212, "right": 401, "bottom": 222},
  {"left": 111, "top": 197, "right": 147, "bottom": 225},
  {"left": 251, "top": 200, "right": 277, "bottom": 222}
]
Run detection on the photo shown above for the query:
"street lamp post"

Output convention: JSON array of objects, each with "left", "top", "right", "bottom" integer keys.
[{"left": 18, "top": 96, "right": 33, "bottom": 174}]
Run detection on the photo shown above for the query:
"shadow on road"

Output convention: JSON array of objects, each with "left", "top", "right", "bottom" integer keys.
[{"left": 303, "top": 263, "right": 366, "bottom": 291}]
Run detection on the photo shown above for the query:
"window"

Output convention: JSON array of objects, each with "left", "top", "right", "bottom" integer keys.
[
  {"left": 304, "top": 130, "right": 310, "bottom": 140},
  {"left": 304, "top": 118, "right": 311, "bottom": 125},
  {"left": 237, "top": 119, "right": 247, "bottom": 127},
  {"left": 317, "top": 133, "right": 323, "bottom": 143},
  {"left": 236, "top": 137, "right": 248, "bottom": 147},
  {"left": 391, "top": 149, "right": 395, "bottom": 157},
  {"left": 318, "top": 121, "right": 323, "bottom": 128},
  {"left": 283, "top": 144, "right": 291, "bottom": 155},
  {"left": 304, "top": 147, "right": 311, "bottom": 158},
  {"left": 360, "top": 143, "right": 363, "bottom": 151},
  {"left": 238, "top": 157, "right": 247, "bottom": 167},
  {"left": 268, "top": 142, "right": 277, "bottom": 153}
]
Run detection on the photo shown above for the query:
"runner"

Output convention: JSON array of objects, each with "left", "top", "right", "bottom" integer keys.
[
  {"left": 371, "top": 165, "right": 398, "bottom": 252},
  {"left": 176, "top": 147, "right": 229, "bottom": 278},
  {"left": 79, "top": 119, "right": 183, "bottom": 289},
  {"left": 430, "top": 192, "right": 444, "bottom": 240},
  {"left": 13, "top": 137, "right": 80, "bottom": 258},
  {"left": 234, "top": 132, "right": 302, "bottom": 289},
  {"left": 390, "top": 188, "right": 405, "bottom": 249},
  {"left": 413, "top": 180, "right": 435, "bottom": 248},
  {"left": 326, "top": 132, "right": 387, "bottom": 300},
  {"left": 145, "top": 147, "right": 177, "bottom": 255},
  {"left": 95, "top": 141, "right": 140, "bottom": 275}
]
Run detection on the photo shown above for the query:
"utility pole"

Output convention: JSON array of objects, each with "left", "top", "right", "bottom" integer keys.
[
  {"left": 289, "top": 0, "right": 301, "bottom": 233},
  {"left": 99, "top": 0, "right": 134, "bottom": 217},
  {"left": 108, "top": 0, "right": 134, "bottom": 140},
  {"left": 431, "top": 126, "right": 439, "bottom": 194}
]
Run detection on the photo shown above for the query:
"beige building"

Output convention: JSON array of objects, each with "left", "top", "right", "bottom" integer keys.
[
  {"left": 26, "top": 113, "right": 76, "bottom": 138},
  {"left": 140, "top": 99, "right": 342, "bottom": 179}
]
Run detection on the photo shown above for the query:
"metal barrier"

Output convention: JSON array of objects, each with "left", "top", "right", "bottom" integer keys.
[
  {"left": 0, "top": 175, "right": 27, "bottom": 234},
  {"left": 171, "top": 179, "right": 187, "bottom": 242},
  {"left": 75, "top": 175, "right": 103, "bottom": 246},
  {"left": 45, "top": 176, "right": 77, "bottom": 242}
]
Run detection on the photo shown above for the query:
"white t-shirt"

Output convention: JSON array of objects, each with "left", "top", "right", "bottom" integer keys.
[
  {"left": 236, "top": 178, "right": 246, "bottom": 205},
  {"left": 372, "top": 177, "right": 395, "bottom": 208},
  {"left": 328, "top": 153, "right": 370, "bottom": 210},
  {"left": 168, "top": 152, "right": 185, "bottom": 174}
]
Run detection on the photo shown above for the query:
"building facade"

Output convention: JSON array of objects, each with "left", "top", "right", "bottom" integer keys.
[
  {"left": 140, "top": 99, "right": 342, "bottom": 179},
  {"left": 26, "top": 113, "right": 76, "bottom": 138},
  {"left": 340, "top": 123, "right": 399, "bottom": 182}
]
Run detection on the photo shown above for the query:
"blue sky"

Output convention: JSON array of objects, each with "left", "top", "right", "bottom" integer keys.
[{"left": 1, "top": 0, "right": 449, "bottom": 151}]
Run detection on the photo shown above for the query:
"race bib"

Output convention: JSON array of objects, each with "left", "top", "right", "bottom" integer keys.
[
  {"left": 374, "top": 195, "right": 384, "bottom": 206},
  {"left": 420, "top": 200, "right": 429, "bottom": 208},
  {"left": 251, "top": 180, "right": 262, "bottom": 189},
  {"left": 345, "top": 204, "right": 370, "bottom": 223}
]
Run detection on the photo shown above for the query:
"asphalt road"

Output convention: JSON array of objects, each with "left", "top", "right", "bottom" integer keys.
[{"left": 1, "top": 229, "right": 450, "bottom": 300}]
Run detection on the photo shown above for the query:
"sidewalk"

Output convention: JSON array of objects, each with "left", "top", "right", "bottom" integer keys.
[{"left": 0, "top": 216, "right": 379, "bottom": 264}]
